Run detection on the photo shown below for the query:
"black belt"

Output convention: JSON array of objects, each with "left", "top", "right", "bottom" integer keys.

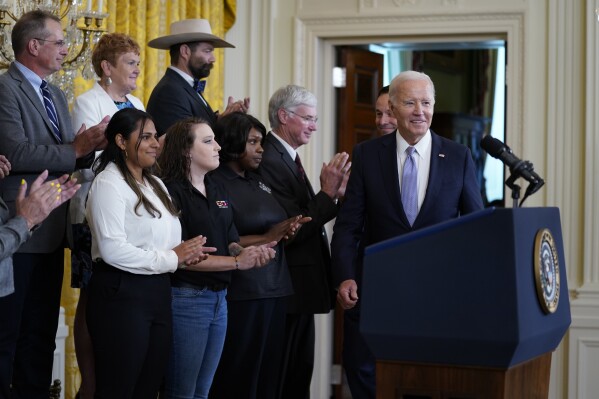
[{"left": 171, "top": 279, "right": 227, "bottom": 292}]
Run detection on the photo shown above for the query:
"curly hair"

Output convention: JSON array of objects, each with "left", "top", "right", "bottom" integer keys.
[
  {"left": 213, "top": 112, "right": 266, "bottom": 163},
  {"left": 91, "top": 33, "right": 140, "bottom": 78}
]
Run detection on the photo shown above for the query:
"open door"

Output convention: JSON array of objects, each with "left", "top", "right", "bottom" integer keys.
[
  {"left": 333, "top": 46, "right": 383, "bottom": 399},
  {"left": 335, "top": 47, "right": 384, "bottom": 156}
]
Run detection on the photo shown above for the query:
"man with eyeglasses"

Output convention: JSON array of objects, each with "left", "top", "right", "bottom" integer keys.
[
  {"left": 147, "top": 19, "right": 249, "bottom": 140},
  {"left": 0, "top": 10, "right": 108, "bottom": 398},
  {"left": 259, "top": 84, "right": 351, "bottom": 399}
]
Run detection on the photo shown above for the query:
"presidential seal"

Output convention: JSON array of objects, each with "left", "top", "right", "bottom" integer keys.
[{"left": 534, "top": 229, "right": 560, "bottom": 314}]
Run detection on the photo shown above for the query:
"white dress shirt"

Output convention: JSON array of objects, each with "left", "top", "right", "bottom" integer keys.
[
  {"left": 86, "top": 163, "right": 181, "bottom": 274},
  {"left": 396, "top": 130, "right": 432, "bottom": 213}
]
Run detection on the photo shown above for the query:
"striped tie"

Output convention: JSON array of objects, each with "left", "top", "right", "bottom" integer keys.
[
  {"left": 40, "top": 80, "right": 62, "bottom": 143},
  {"left": 402, "top": 146, "right": 418, "bottom": 226}
]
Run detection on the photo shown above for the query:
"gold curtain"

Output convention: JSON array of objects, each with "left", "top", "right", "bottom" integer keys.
[{"left": 61, "top": 1, "right": 236, "bottom": 397}]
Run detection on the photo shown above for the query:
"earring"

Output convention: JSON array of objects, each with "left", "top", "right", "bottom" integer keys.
[
  {"left": 105, "top": 76, "right": 112, "bottom": 86},
  {"left": 123, "top": 149, "right": 128, "bottom": 159}
]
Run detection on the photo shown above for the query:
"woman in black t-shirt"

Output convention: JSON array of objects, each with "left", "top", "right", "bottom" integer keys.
[
  {"left": 209, "top": 112, "right": 310, "bottom": 399},
  {"left": 158, "top": 117, "right": 276, "bottom": 399}
]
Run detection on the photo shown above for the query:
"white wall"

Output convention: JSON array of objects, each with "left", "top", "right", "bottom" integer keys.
[{"left": 224, "top": 1, "right": 599, "bottom": 397}]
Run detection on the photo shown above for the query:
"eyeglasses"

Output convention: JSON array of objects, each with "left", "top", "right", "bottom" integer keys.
[
  {"left": 34, "top": 38, "right": 68, "bottom": 48},
  {"left": 286, "top": 109, "right": 318, "bottom": 124}
]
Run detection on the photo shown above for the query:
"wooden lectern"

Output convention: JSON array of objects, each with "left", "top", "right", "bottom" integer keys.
[{"left": 360, "top": 208, "right": 571, "bottom": 399}]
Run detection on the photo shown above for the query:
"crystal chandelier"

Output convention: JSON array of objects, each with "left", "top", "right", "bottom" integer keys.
[{"left": 0, "top": 0, "right": 107, "bottom": 103}]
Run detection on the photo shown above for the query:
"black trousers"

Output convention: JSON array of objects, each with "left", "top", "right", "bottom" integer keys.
[
  {"left": 210, "top": 297, "right": 287, "bottom": 399},
  {"left": 343, "top": 307, "right": 376, "bottom": 399},
  {"left": 86, "top": 262, "right": 172, "bottom": 399},
  {"left": 278, "top": 313, "right": 315, "bottom": 399},
  {"left": 0, "top": 250, "right": 64, "bottom": 399}
]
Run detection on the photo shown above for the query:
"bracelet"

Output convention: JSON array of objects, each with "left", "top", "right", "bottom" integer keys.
[{"left": 234, "top": 255, "right": 239, "bottom": 270}]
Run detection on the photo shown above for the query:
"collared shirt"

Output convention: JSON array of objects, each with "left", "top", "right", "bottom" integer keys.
[
  {"left": 396, "top": 130, "right": 432, "bottom": 212},
  {"left": 210, "top": 165, "right": 293, "bottom": 300},
  {"left": 86, "top": 163, "right": 181, "bottom": 275},
  {"left": 165, "top": 176, "right": 239, "bottom": 286},
  {"left": 14, "top": 61, "right": 45, "bottom": 105},
  {"left": 269, "top": 130, "right": 298, "bottom": 160},
  {"left": 168, "top": 66, "right": 208, "bottom": 106}
]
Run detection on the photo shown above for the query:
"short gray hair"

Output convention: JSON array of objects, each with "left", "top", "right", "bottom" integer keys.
[
  {"left": 268, "top": 85, "right": 317, "bottom": 129},
  {"left": 389, "top": 71, "right": 436, "bottom": 104}
]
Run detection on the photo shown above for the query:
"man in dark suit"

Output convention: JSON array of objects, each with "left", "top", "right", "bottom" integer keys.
[
  {"left": 258, "top": 85, "right": 351, "bottom": 399},
  {"left": 331, "top": 70, "right": 484, "bottom": 399},
  {"left": 146, "top": 19, "right": 249, "bottom": 136},
  {"left": 0, "top": 10, "right": 107, "bottom": 399}
]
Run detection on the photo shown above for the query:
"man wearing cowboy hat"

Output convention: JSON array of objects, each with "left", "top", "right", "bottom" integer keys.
[{"left": 147, "top": 19, "right": 249, "bottom": 136}]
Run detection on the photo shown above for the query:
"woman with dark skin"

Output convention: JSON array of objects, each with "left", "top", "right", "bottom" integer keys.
[{"left": 209, "top": 112, "right": 310, "bottom": 399}]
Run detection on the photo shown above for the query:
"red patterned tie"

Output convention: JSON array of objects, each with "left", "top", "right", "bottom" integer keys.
[{"left": 295, "top": 154, "right": 306, "bottom": 182}]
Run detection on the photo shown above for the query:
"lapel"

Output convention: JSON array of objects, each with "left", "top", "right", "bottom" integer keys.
[
  {"left": 378, "top": 133, "right": 410, "bottom": 226},
  {"left": 9, "top": 65, "right": 60, "bottom": 143},
  {"left": 167, "top": 69, "right": 217, "bottom": 125},
  {"left": 415, "top": 132, "right": 444, "bottom": 226},
  {"left": 266, "top": 133, "right": 314, "bottom": 198}
]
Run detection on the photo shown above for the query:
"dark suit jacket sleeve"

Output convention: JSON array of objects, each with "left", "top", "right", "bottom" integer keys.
[
  {"left": 330, "top": 143, "right": 367, "bottom": 285},
  {"left": 459, "top": 147, "right": 485, "bottom": 214}
]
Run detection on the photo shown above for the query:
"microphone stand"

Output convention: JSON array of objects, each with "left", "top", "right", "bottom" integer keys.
[
  {"left": 505, "top": 172, "right": 521, "bottom": 208},
  {"left": 503, "top": 160, "right": 544, "bottom": 208}
]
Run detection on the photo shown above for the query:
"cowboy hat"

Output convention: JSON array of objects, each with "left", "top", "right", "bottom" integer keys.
[{"left": 148, "top": 19, "right": 234, "bottom": 49}]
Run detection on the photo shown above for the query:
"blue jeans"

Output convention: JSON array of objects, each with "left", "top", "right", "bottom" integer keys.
[{"left": 162, "top": 287, "right": 228, "bottom": 399}]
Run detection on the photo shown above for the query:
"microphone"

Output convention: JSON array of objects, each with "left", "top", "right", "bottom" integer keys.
[{"left": 480, "top": 135, "right": 545, "bottom": 197}]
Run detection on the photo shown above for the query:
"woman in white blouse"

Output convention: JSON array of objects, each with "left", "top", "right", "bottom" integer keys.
[
  {"left": 85, "top": 108, "right": 209, "bottom": 399},
  {"left": 70, "top": 33, "right": 145, "bottom": 399}
]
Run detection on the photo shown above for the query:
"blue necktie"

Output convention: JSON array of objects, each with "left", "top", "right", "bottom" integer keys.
[
  {"left": 40, "top": 80, "right": 62, "bottom": 143},
  {"left": 402, "top": 146, "right": 418, "bottom": 226},
  {"left": 193, "top": 79, "right": 206, "bottom": 94}
]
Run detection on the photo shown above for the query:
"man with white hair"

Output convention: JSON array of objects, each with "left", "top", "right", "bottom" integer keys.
[{"left": 332, "top": 70, "right": 483, "bottom": 398}]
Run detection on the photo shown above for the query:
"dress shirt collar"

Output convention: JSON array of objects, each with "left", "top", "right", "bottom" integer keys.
[
  {"left": 269, "top": 130, "right": 297, "bottom": 160},
  {"left": 168, "top": 66, "right": 195, "bottom": 87},
  {"left": 396, "top": 129, "right": 432, "bottom": 158},
  {"left": 14, "top": 61, "right": 44, "bottom": 101}
]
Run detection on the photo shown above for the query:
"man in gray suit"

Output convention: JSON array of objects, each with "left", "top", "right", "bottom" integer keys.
[
  {"left": 0, "top": 155, "right": 80, "bottom": 297},
  {"left": 0, "top": 10, "right": 107, "bottom": 399}
]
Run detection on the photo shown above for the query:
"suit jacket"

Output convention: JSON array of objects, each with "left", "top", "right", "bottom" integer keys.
[
  {"left": 258, "top": 133, "right": 338, "bottom": 314},
  {"left": 331, "top": 131, "right": 484, "bottom": 287},
  {"left": 72, "top": 82, "right": 145, "bottom": 131},
  {"left": 0, "top": 63, "right": 79, "bottom": 253},
  {"left": 0, "top": 198, "right": 31, "bottom": 297},
  {"left": 146, "top": 68, "right": 218, "bottom": 135},
  {"left": 69, "top": 84, "right": 145, "bottom": 225}
]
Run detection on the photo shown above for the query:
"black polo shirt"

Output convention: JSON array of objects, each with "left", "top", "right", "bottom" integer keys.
[
  {"left": 210, "top": 165, "right": 293, "bottom": 301},
  {"left": 165, "top": 176, "right": 239, "bottom": 287}
]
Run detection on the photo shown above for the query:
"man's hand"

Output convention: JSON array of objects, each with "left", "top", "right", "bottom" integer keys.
[
  {"left": 0, "top": 155, "right": 11, "bottom": 179},
  {"left": 337, "top": 279, "right": 359, "bottom": 310},
  {"left": 16, "top": 170, "right": 81, "bottom": 230},
  {"left": 219, "top": 96, "right": 250, "bottom": 117},
  {"left": 320, "top": 152, "right": 351, "bottom": 199},
  {"left": 73, "top": 115, "right": 110, "bottom": 158}
]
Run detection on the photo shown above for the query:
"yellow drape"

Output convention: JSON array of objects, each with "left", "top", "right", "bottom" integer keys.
[{"left": 61, "top": 1, "right": 236, "bottom": 397}]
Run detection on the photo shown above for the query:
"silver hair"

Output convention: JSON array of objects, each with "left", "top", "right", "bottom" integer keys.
[
  {"left": 268, "top": 85, "right": 317, "bottom": 129},
  {"left": 389, "top": 70, "right": 436, "bottom": 104}
]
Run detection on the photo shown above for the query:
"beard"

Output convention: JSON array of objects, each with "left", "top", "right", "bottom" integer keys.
[{"left": 189, "top": 61, "right": 213, "bottom": 80}]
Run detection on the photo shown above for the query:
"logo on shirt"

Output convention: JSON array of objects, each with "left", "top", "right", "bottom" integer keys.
[
  {"left": 258, "top": 181, "right": 272, "bottom": 194},
  {"left": 216, "top": 200, "right": 229, "bottom": 209}
]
